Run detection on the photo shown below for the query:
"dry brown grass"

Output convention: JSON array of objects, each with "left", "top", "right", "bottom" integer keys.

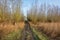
[
  {"left": 30, "top": 22, "right": 60, "bottom": 38},
  {"left": 0, "top": 22, "right": 24, "bottom": 38}
]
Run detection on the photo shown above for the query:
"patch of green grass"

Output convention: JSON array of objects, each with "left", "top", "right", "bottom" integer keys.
[
  {"left": 31, "top": 27, "right": 49, "bottom": 40},
  {"left": 34, "top": 34, "right": 41, "bottom": 40}
]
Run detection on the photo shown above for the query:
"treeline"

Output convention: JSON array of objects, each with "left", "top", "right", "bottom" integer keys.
[
  {"left": 0, "top": 0, "right": 60, "bottom": 23},
  {"left": 27, "top": 3, "right": 60, "bottom": 23},
  {"left": 0, "top": 0, "right": 24, "bottom": 23}
]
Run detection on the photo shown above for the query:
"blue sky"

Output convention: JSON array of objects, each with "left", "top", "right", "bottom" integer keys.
[{"left": 22, "top": 0, "right": 60, "bottom": 16}]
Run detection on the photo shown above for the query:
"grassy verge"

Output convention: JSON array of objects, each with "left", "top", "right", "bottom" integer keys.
[
  {"left": 31, "top": 26, "right": 49, "bottom": 40},
  {"left": 1, "top": 29, "right": 22, "bottom": 40}
]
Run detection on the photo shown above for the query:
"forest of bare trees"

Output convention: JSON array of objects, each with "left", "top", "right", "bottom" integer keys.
[
  {"left": 0, "top": 0, "right": 24, "bottom": 23},
  {"left": 27, "top": 0, "right": 60, "bottom": 23},
  {"left": 0, "top": 0, "right": 60, "bottom": 24}
]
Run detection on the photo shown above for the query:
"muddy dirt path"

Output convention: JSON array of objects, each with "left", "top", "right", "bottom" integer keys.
[{"left": 21, "top": 21, "right": 35, "bottom": 40}]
